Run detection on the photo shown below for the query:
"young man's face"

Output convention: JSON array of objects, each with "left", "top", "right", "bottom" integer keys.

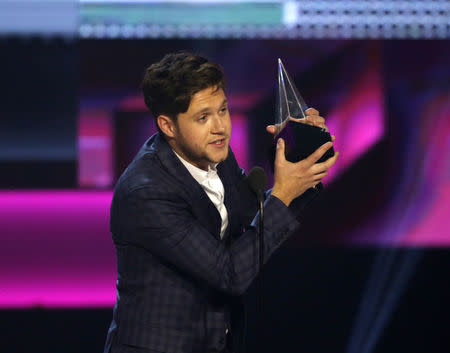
[{"left": 169, "top": 86, "right": 231, "bottom": 170}]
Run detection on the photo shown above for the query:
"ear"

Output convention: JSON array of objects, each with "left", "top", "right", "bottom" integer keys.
[{"left": 157, "top": 115, "right": 177, "bottom": 138}]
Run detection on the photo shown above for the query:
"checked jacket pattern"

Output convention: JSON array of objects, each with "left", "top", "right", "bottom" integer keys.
[{"left": 104, "top": 132, "right": 321, "bottom": 353}]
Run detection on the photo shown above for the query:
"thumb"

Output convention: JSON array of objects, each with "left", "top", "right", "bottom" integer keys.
[{"left": 275, "top": 138, "right": 286, "bottom": 164}]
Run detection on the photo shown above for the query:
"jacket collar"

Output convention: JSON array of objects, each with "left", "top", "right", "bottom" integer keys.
[{"left": 145, "top": 133, "right": 223, "bottom": 239}]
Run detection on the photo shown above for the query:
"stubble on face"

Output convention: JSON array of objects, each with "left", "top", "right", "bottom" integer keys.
[{"left": 170, "top": 86, "right": 231, "bottom": 170}]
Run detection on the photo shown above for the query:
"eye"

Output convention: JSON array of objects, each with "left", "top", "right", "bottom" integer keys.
[
  {"left": 220, "top": 106, "right": 228, "bottom": 114},
  {"left": 198, "top": 115, "right": 207, "bottom": 122}
]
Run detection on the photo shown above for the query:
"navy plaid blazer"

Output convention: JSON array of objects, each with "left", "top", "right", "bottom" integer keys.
[{"left": 104, "top": 132, "right": 321, "bottom": 353}]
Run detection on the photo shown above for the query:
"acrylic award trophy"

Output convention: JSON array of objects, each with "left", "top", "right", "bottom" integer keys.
[{"left": 270, "top": 59, "right": 334, "bottom": 167}]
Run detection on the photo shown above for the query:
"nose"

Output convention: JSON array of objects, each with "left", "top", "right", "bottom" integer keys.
[{"left": 211, "top": 115, "right": 225, "bottom": 134}]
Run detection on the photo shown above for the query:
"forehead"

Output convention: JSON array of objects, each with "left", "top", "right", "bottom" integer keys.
[{"left": 187, "top": 86, "right": 226, "bottom": 112}]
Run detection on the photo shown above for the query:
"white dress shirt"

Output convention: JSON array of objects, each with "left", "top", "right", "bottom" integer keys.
[{"left": 173, "top": 151, "right": 229, "bottom": 239}]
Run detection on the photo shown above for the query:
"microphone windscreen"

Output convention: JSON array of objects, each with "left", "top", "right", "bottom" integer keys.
[{"left": 247, "top": 167, "right": 268, "bottom": 196}]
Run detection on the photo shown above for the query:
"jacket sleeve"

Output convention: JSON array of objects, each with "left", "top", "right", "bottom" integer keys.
[
  {"left": 288, "top": 183, "right": 323, "bottom": 215},
  {"left": 122, "top": 188, "right": 300, "bottom": 296}
]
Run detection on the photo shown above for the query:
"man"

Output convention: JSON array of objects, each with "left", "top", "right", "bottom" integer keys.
[{"left": 104, "top": 52, "right": 338, "bottom": 353}]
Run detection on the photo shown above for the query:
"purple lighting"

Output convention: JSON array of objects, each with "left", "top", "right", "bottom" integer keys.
[
  {"left": 325, "top": 66, "right": 384, "bottom": 182},
  {"left": 0, "top": 191, "right": 116, "bottom": 308},
  {"left": 229, "top": 113, "right": 249, "bottom": 172}
]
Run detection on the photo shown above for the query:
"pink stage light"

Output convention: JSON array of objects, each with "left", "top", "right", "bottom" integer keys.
[
  {"left": 0, "top": 190, "right": 116, "bottom": 308},
  {"left": 325, "top": 65, "right": 384, "bottom": 183},
  {"left": 78, "top": 105, "right": 114, "bottom": 188},
  {"left": 229, "top": 113, "right": 249, "bottom": 172}
]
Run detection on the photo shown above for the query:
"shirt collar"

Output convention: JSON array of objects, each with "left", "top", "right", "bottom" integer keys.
[{"left": 172, "top": 150, "right": 218, "bottom": 183}]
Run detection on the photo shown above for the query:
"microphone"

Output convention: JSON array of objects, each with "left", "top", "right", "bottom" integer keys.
[{"left": 247, "top": 167, "right": 267, "bottom": 203}]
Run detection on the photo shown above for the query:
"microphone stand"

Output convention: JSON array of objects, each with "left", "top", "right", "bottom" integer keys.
[
  {"left": 257, "top": 190, "right": 265, "bottom": 345},
  {"left": 245, "top": 166, "right": 267, "bottom": 352}
]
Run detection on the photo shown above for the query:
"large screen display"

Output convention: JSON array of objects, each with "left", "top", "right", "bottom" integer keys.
[
  {"left": 0, "top": 0, "right": 447, "bottom": 38},
  {"left": 78, "top": 0, "right": 449, "bottom": 39}
]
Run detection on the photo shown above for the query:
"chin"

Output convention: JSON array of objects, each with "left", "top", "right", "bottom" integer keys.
[
  {"left": 206, "top": 141, "right": 229, "bottom": 163},
  {"left": 210, "top": 151, "right": 228, "bottom": 164},
  {"left": 218, "top": 148, "right": 229, "bottom": 161}
]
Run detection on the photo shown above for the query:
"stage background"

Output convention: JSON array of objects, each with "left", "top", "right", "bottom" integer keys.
[{"left": 1, "top": 1, "right": 449, "bottom": 352}]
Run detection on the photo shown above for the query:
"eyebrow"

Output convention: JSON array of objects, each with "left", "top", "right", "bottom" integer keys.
[{"left": 192, "top": 99, "right": 228, "bottom": 116}]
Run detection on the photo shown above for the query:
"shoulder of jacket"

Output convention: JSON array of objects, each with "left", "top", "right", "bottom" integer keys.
[{"left": 114, "top": 152, "right": 177, "bottom": 199}]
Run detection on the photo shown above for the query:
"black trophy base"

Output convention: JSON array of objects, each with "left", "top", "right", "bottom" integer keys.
[{"left": 269, "top": 121, "right": 335, "bottom": 169}]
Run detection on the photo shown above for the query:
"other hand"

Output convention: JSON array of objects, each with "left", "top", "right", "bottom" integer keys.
[
  {"left": 266, "top": 107, "right": 335, "bottom": 142},
  {"left": 271, "top": 138, "right": 339, "bottom": 206}
]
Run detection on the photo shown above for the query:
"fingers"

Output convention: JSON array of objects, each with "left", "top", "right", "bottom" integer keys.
[
  {"left": 313, "top": 170, "right": 328, "bottom": 182},
  {"left": 314, "top": 167, "right": 328, "bottom": 176},
  {"left": 302, "top": 107, "right": 328, "bottom": 131},
  {"left": 313, "top": 151, "right": 340, "bottom": 173},
  {"left": 289, "top": 116, "right": 328, "bottom": 131},
  {"left": 274, "top": 138, "right": 287, "bottom": 165},
  {"left": 305, "top": 141, "right": 333, "bottom": 166},
  {"left": 305, "top": 107, "right": 319, "bottom": 116},
  {"left": 308, "top": 152, "right": 339, "bottom": 184},
  {"left": 290, "top": 107, "right": 327, "bottom": 130},
  {"left": 266, "top": 125, "right": 276, "bottom": 134},
  {"left": 302, "top": 116, "right": 325, "bottom": 125},
  {"left": 307, "top": 116, "right": 327, "bottom": 131},
  {"left": 289, "top": 117, "right": 305, "bottom": 123}
]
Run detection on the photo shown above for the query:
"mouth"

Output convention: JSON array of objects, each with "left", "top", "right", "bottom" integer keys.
[{"left": 209, "top": 138, "right": 226, "bottom": 147}]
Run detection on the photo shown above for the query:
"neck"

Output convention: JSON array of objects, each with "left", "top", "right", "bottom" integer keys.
[{"left": 166, "top": 136, "right": 209, "bottom": 171}]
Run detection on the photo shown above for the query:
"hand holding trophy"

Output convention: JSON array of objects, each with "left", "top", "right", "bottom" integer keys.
[
  {"left": 267, "top": 59, "right": 339, "bottom": 204},
  {"left": 268, "top": 59, "right": 335, "bottom": 165}
]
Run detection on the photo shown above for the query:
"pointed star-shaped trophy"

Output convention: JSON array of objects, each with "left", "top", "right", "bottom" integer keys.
[{"left": 271, "top": 59, "right": 335, "bottom": 165}]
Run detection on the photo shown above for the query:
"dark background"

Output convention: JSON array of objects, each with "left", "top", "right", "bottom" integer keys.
[
  {"left": 2, "top": 249, "right": 450, "bottom": 353},
  {"left": 1, "top": 31, "right": 449, "bottom": 353}
]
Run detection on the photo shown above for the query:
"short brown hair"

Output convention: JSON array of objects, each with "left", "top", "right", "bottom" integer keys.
[{"left": 141, "top": 52, "right": 226, "bottom": 125}]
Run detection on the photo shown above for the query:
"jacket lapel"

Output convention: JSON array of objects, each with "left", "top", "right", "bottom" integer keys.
[
  {"left": 217, "top": 156, "right": 239, "bottom": 241},
  {"left": 150, "top": 133, "right": 222, "bottom": 239}
]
